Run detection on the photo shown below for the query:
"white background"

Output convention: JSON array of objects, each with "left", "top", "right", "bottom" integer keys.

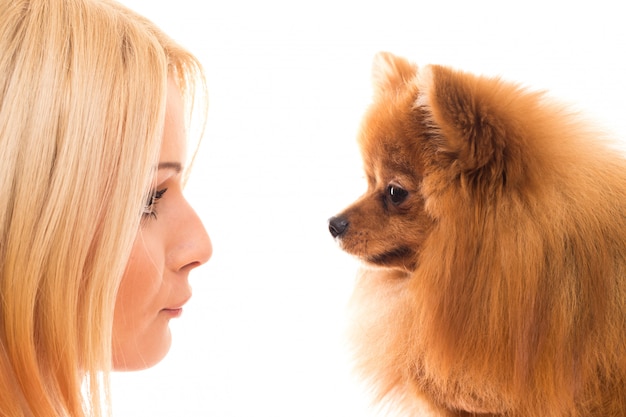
[{"left": 112, "top": 1, "right": 626, "bottom": 416}]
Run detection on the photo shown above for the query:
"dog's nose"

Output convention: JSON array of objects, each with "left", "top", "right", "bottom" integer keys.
[{"left": 328, "top": 215, "right": 349, "bottom": 238}]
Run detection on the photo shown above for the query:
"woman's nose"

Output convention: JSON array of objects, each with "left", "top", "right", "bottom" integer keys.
[{"left": 169, "top": 200, "right": 212, "bottom": 273}]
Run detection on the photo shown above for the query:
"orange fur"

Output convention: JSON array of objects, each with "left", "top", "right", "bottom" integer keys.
[{"left": 329, "top": 52, "right": 626, "bottom": 416}]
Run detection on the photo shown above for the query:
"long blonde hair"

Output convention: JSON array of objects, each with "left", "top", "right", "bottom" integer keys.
[{"left": 0, "top": 1, "right": 205, "bottom": 415}]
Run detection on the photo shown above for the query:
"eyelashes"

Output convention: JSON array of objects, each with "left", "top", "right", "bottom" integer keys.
[{"left": 142, "top": 188, "right": 168, "bottom": 220}]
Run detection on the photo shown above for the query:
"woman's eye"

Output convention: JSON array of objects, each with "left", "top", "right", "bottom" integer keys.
[
  {"left": 142, "top": 188, "right": 168, "bottom": 219},
  {"left": 387, "top": 184, "right": 408, "bottom": 205}
]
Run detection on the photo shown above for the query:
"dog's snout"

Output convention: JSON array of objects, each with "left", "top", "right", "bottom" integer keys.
[{"left": 328, "top": 215, "right": 349, "bottom": 238}]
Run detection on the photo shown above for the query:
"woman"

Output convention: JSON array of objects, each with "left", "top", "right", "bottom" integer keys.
[{"left": 0, "top": 0, "right": 212, "bottom": 415}]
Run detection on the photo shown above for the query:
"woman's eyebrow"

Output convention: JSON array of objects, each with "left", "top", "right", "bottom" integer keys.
[{"left": 158, "top": 162, "right": 183, "bottom": 172}]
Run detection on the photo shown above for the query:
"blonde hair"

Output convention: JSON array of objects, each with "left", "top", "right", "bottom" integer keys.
[{"left": 0, "top": 0, "right": 205, "bottom": 416}]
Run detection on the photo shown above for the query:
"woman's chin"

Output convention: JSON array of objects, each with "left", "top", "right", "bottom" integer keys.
[{"left": 112, "top": 327, "right": 172, "bottom": 371}]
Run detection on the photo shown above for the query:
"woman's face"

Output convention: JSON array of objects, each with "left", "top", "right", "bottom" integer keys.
[{"left": 112, "top": 78, "right": 212, "bottom": 370}]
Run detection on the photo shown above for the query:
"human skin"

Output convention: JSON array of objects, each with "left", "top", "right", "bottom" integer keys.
[{"left": 111, "top": 78, "right": 212, "bottom": 371}]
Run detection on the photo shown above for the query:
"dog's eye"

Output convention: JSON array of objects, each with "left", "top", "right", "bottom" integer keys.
[{"left": 387, "top": 184, "right": 408, "bottom": 205}]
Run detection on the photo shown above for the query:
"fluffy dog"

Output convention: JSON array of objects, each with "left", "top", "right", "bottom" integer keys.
[{"left": 329, "top": 52, "right": 626, "bottom": 416}]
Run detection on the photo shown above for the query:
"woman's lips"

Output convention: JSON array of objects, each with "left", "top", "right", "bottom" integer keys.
[
  {"left": 161, "top": 295, "right": 191, "bottom": 318},
  {"left": 161, "top": 307, "right": 183, "bottom": 318}
]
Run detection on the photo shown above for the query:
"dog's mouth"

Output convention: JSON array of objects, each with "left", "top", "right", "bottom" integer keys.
[{"left": 366, "top": 246, "right": 415, "bottom": 269}]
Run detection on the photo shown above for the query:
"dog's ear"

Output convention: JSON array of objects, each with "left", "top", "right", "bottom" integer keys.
[
  {"left": 371, "top": 52, "right": 417, "bottom": 96},
  {"left": 416, "top": 64, "right": 514, "bottom": 176}
]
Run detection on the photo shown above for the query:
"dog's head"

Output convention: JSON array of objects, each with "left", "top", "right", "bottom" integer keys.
[{"left": 329, "top": 52, "right": 537, "bottom": 271}]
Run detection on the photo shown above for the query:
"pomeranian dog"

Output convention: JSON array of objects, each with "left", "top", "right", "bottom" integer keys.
[{"left": 329, "top": 52, "right": 626, "bottom": 416}]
